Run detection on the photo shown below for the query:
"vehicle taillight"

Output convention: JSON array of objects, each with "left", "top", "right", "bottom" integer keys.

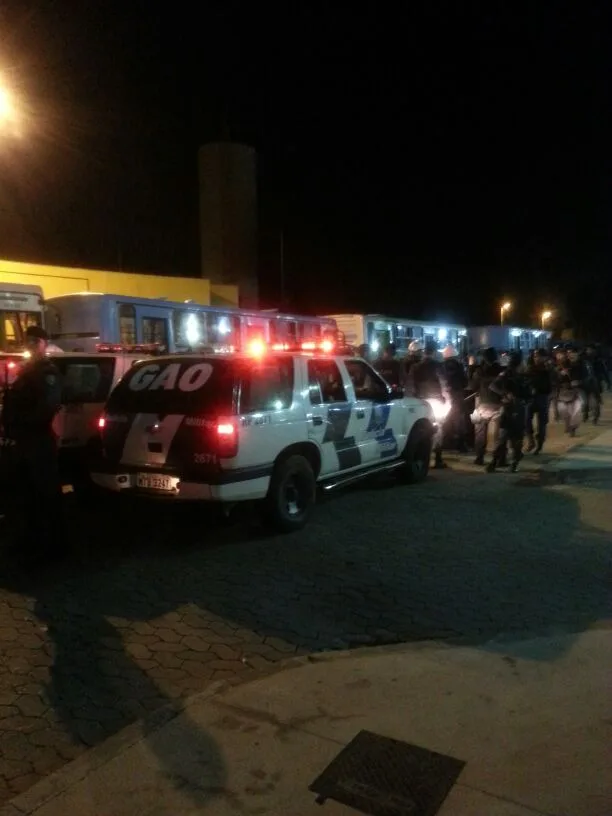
[
  {"left": 98, "top": 416, "right": 106, "bottom": 430},
  {"left": 215, "top": 419, "right": 238, "bottom": 457}
]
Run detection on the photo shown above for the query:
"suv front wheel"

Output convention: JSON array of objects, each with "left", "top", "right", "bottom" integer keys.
[
  {"left": 399, "top": 424, "right": 432, "bottom": 484},
  {"left": 264, "top": 454, "right": 316, "bottom": 532}
]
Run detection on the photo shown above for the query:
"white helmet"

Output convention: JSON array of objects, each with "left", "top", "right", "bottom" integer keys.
[
  {"left": 442, "top": 344, "right": 458, "bottom": 359},
  {"left": 408, "top": 339, "right": 424, "bottom": 354}
]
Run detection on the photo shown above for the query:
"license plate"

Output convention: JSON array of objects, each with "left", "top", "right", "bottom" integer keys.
[{"left": 136, "top": 473, "right": 173, "bottom": 491}]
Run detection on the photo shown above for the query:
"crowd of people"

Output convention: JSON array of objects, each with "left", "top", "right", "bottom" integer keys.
[{"left": 371, "top": 340, "right": 609, "bottom": 473}]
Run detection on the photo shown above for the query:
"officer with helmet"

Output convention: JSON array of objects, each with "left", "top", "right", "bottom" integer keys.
[
  {"left": 0, "top": 326, "right": 64, "bottom": 565},
  {"left": 407, "top": 338, "right": 450, "bottom": 468},
  {"left": 442, "top": 343, "right": 468, "bottom": 452},
  {"left": 402, "top": 339, "right": 424, "bottom": 391}
]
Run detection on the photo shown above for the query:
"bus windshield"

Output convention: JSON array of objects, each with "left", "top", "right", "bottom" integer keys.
[{"left": 0, "top": 310, "right": 43, "bottom": 352}]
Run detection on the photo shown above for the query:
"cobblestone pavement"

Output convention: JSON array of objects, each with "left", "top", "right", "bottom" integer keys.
[{"left": 0, "top": 424, "right": 610, "bottom": 803}]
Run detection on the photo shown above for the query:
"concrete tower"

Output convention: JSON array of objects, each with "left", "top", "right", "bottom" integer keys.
[{"left": 198, "top": 142, "right": 258, "bottom": 308}]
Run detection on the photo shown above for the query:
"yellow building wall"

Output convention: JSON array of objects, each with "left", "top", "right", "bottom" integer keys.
[
  {"left": 210, "top": 283, "right": 240, "bottom": 307},
  {"left": 0, "top": 258, "right": 241, "bottom": 306}
]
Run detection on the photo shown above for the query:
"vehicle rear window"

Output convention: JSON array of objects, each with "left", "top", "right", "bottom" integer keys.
[
  {"left": 105, "top": 357, "right": 236, "bottom": 415},
  {"left": 239, "top": 357, "right": 294, "bottom": 413},
  {"left": 54, "top": 357, "right": 116, "bottom": 404}
]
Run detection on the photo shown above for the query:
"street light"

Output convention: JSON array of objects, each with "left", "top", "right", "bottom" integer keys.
[
  {"left": 500, "top": 301, "right": 512, "bottom": 326},
  {"left": 541, "top": 310, "right": 552, "bottom": 330},
  {"left": 0, "top": 76, "right": 21, "bottom": 136}
]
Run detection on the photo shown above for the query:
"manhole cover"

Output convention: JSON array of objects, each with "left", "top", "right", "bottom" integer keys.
[{"left": 309, "top": 729, "right": 465, "bottom": 816}]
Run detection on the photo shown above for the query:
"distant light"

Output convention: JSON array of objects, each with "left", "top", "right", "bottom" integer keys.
[
  {"left": 502, "top": 302, "right": 512, "bottom": 311},
  {"left": 371, "top": 339, "right": 380, "bottom": 353},
  {"left": 217, "top": 317, "right": 231, "bottom": 335},
  {"left": 510, "top": 329, "right": 522, "bottom": 337},
  {"left": 437, "top": 328, "right": 448, "bottom": 342}
]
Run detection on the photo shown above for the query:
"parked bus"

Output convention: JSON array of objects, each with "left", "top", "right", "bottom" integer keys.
[
  {"left": 326, "top": 313, "right": 468, "bottom": 357},
  {"left": 0, "top": 283, "right": 45, "bottom": 352},
  {"left": 45, "top": 293, "right": 338, "bottom": 353},
  {"left": 467, "top": 326, "right": 551, "bottom": 355}
]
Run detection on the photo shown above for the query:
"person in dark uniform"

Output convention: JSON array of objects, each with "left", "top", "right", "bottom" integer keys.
[
  {"left": 525, "top": 348, "right": 553, "bottom": 454},
  {"left": 583, "top": 345, "right": 608, "bottom": 425},
  {"left": 487, "top": 352, "right": 531, "bottom": 472},
  {"left": 373, "top": 343, "right": 402, "bottom": 388},
  {"left": 441, "top": 343, "right": 469, "bottom": 452},
  {"left": 408, "top": 339, "right": 450, "bottom": 469},
  {"left": 469, "top": 347, "right": 504, "bottom": 467},
  {"left": 1, "top": 326, "right": 64, "bottom": 565}
]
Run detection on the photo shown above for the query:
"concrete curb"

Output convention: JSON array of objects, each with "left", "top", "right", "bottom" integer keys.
[
  {"left": 0, "top": 636, "right": 492, "bottom": 816},
  {"left": 5, "top": 624, "right": 612, "bottom": 816}
]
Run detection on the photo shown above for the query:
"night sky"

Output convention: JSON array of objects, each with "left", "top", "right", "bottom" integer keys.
[{"left": 1, "top": 3, "right": 609, "bottom": 336}]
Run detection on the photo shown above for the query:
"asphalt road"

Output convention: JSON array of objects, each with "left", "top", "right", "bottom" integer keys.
[{"left": 0, "top": 460, "right": 610, "bottom": 804}]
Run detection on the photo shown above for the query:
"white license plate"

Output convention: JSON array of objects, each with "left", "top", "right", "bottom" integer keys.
[{"left": 136, "top": 473, "right": 173, "bottom": 491}]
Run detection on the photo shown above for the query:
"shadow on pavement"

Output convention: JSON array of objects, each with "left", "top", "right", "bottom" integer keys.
[{"left": 0, "top": 467, "right": 610, "bottom": 803}]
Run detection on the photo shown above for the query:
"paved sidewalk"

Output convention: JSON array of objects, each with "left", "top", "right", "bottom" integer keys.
[
  {"left": 448, "top": 401, "right": 612, "bottom": 476},
  {"left": 2, "top": 628, "right": 610, "bottom": 816}
]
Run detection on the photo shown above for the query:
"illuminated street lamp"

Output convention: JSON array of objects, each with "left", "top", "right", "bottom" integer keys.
[
  {"left": 500, "top": 301, "right": 512, "bottom": 326},
  {"left": 541, "top": 310, "right": 552, "bottom": 330},
  {"left": 0, "top": 76, "right": 21, "bottom": 136}
]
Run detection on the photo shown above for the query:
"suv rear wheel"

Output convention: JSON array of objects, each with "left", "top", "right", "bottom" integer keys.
[
  {"left": 264, "top": 454, "right": 316, "bottom": 532},
  {"left": 399, "top": 424, "right": 432, "bottom": 484}
]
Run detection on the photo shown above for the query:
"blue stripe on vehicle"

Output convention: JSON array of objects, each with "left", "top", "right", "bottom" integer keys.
[
  {"left": 375, "top": 427, "right": 398, "bottom": 458},
  {"left": 367, "top": 403, "right": 391, "bottom": 433}
]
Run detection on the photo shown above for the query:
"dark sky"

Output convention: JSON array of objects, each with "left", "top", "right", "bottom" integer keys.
[{"left": 1, "top": 3, "right": 610, "bottom": 334}]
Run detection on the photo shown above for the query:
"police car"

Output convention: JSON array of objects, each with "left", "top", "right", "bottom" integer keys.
[{"left": 90, "top": 339, "right": 435, "bottom": 531}]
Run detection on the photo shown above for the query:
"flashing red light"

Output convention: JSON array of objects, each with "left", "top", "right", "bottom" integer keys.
[
  {"left": 271, "top": 342, "right": 289, "bottom": 351},
  {"left": 320, "top": 339, "right": 334, "bottom": 353},
  {"left": 301, "top": 341, "right": 316, "bottom": 350},
  {"left": 247, "top": 339, "right": 266, "bottom": 356},
  {"left": 7, "top": 361, "right": 16, "bottom": 370},
  {"left": 98, "top": 416, "right": 106, "bottom": 430}
]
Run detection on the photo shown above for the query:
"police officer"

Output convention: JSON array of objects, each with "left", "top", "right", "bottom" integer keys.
[
  {"left": 1, "top": 326, "right": 64, "bottom": 564},
  {"left": 469, "top": 347, "right": 504, "bottom": 467},
  {"left": 487, "top": 351, "right": 530, "bottom": 472},
  {"left": 442, "top": 343, "right": 469, "bottom": 452},
  {"left": 374, "top": 343, "right": 402, "bottom": 388},
  {"left": 408, "top": 339, "right": 450, "bottom": 468},
  {"left": 525, "top": 348, "right": 553, "bottom": 454}
]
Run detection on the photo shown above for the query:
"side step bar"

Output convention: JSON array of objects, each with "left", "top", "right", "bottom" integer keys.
[{"left": 321, "top": 459, "right": 405, "bottom": 492}]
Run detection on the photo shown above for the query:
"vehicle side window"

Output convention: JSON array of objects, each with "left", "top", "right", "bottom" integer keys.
[
  {"left": 345, "top": 359, "right": 390, "bottom": 401},
  {"left": 59, "top": 359, "right": 115, "bottom": 403},
  {"left": 240, "top": 358, "right": 294, "bottom": 413},
  {"left": 307, "top": 360, "right": 347, "bottom": 405}
]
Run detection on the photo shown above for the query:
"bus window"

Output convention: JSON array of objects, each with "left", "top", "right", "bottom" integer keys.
[
  {"left": 1, "top": 311, "right": 42, "bottom": 351},
  {"left": 207, "top": 313, "right": 240, "bottom": 347},
  {"left": 270, "top": 320, "right": 297, "bottom": 344},
  {"left": 298, "top": 321, "right": 321, "bottom": 341},
  {"left": 174, "top": 310, "right": 207, "bottom": 350},
  {"left": 119, "top": 304, "right": 137, "bottom": 345},
  {"left": 142, "top": 316, "right": 169, "bottom": 349}
]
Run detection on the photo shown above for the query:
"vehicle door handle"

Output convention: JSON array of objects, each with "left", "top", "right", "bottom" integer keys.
[
  {"left": 311, "top": 415, "right": 324, "bottom": 426},
  {"left": 356, "top": 409, "right": 365, "bottom": 419}
]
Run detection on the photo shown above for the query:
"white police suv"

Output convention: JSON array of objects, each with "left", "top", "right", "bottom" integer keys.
[{"left": 91, "top": 341, "right": 435, "bottom": 531}]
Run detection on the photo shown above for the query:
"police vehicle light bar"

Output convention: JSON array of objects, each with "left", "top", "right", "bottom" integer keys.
[{"left": 96, "top": 343, "right": 165, "bottom": 354}]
